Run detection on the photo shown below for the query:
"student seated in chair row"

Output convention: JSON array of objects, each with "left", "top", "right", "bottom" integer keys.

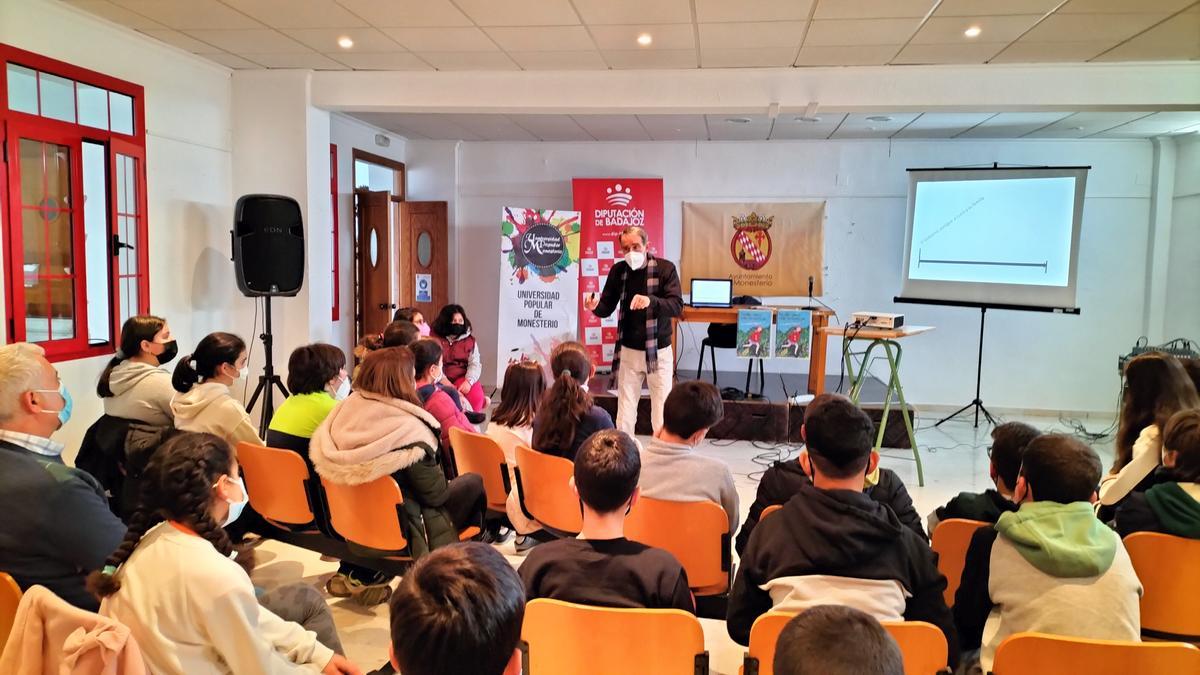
[
  {"left": 531, "top": 341, "right": 614, "bottom": 461},
  {"left": 727, "top": 394, "right": 956, "bottom": 663},
  {"left": 954, "top": 434, "right": 1143, "bottom": 673},
  {"left": 266, "top": 343, "right": 349, "bottom": 460},
  {"left": 639, "top": 380, "right": 739, "bottom": 535},
  {"left": 519, "top": 429, "right": 694, "bottom": 613},
  {"left": 98, "top": 314, "right": 178, "bottom": 426},
  {"left": 927, "top": 421, "right": 1041, "bottom": 533},
  {"left": 1116, "top": 408, "right": 1200, "bottom": 539},
  {"left": 172, "top": 332, "right": 264, "bottom": 447},
  {"left": 774, "top": 605, "right": 904, "bottom": 675},
  {"left": 735, "top": 393, "right": 925, "bottom": 556}
]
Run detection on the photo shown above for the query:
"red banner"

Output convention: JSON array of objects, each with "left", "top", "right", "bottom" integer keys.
[{"left": 572, "top": 178, "right": 665, "bottom": 369}]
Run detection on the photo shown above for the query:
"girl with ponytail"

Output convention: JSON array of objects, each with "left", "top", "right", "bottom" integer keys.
[
  {"left": 171, "top": 332, "right": 264, "bottom": 447},
  {"left": 97, "top": 315, "right": 177, "bottom": 425},
  {"left": 531, "top": 342, "right": 613, "bottom": 461},
  {"left": 89, "top": 432, "right": 359, "bottom": 674}
]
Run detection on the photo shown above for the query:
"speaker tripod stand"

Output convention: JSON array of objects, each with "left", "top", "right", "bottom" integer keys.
[
  {"left": 246, "top": 296, "right": 289, "bottom": 438},
  {"left": 935, "top": 305, "right": 996, "bottom": 429}
]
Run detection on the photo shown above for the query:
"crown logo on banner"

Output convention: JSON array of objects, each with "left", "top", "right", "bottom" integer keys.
[
  {"left": 732, "top": 212, "right": 774, "bottom": 230},
  {"left": 730, "top": 211, "right": 773, "bottom": 271}
]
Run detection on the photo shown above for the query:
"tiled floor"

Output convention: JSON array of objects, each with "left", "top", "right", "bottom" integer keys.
[{"left": 249, "top": 410, "right": 1116, "bottom": 674}]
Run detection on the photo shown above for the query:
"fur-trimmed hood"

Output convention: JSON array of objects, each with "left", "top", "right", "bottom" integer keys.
[{"left": 309, "top": 392, "right": 440, "bottom": 486}]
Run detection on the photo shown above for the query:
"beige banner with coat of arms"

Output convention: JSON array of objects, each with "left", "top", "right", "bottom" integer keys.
[{"left": 681, "top": 201, "right": 825, "bottom": 297}]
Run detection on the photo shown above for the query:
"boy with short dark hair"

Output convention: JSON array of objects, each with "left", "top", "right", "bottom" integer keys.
[
  {"left": 388, "top": 542, "right": 525, "bottom": 675},
  {"left": 1116, "top": 408, "right": 1200, "bottom": 538},
  {"left": 736, "top": 393, "right": 925, "bottom": 555},
  {"left": 773, "top": 605, "right": 904, "bottom": 675},
  {"left": 727, "top": 395, "right": 956, "bottom": 664},
  {"left": 954, "top": 434, "right": 1142, "bottom": 672},
  {"left": 927, "top": 421, "right": 1041, "bottom": 533},
  {"left": 518, "top": 429, "right": 694, "bottom": 612},
  {"left": 639, "top": 380, "right": 739, "bottom": 533}
]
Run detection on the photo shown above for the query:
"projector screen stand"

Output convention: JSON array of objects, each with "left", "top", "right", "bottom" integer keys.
[{"left": 935, "top": 306, "right": 996, "bottom": 429}]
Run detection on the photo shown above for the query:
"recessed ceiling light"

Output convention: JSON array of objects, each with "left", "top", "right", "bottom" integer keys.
[
  {"left": 794, "top": 116, "right": 821, "bottom": 123},
  {"left": 964, "top": 26, "right": 982, "bottom": 38},
  {"left": 726, "top": 117, "right": 752, "bottom": 124},
  {"left": 337, "top": 36, "right": 354, "bottom": 49},
  {"left": 865, "top": 115, "right": 893, "bottom": 123},
  {"left": 636, "top": 33, "right": 653, "bottom": 47}
]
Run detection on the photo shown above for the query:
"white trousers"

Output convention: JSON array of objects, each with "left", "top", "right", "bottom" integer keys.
[{"left": 616, "top": 345, "right": 673, "bottom": 437}]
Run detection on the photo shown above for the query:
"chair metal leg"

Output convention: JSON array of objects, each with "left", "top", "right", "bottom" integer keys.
[
  {"left": 696, "top": 343, "right": 704, "bottom": 380},
  {"left": 710, "top": 345, "right": 718, "bottom": 386}
]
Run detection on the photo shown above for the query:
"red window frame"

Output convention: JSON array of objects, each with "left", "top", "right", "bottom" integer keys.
[
  {"left": 330, "top": 143, "right": 339, "bottom": 322},
  {"left": 0, "top": 44, "right": 148, "bottom": 361}
]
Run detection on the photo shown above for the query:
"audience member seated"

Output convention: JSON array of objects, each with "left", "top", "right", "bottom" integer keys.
[
  {"left": 639, "top": 380, "right": 739, "bottom": 534},
  {"left": 266, "top": 343, "right": 347, "bottom": 459},
  {"left": 392, "top": 306, "right": 430, "bottom": 337},
  {"left": 97, "top": 314, "right": 178, "bottom": 425},
  {"left": 411, "top": 338, "right": 477, "bottom": 461},
  {"left": 735, "top": 394, "right": 925, "bottom": 555},
  {"left": 310, "top": 346, "right": 486, "bottom": 606},
  {"left": 172, "top": 332, "right": 264, "bottom": 447},
  {"left": 519, "top": 429, "right": 694, "bottom": 612},
  {"left": 91, "top": 432, "right": 358, "bottom": 675},
  {"left": 1116, "top": 408, "right": 1200, "bottom": 538},
  {"left": 726, "top": 394, "right": 955, "bottom": 659},
  {"left": 430, "top": 304, "right": 490, "bottom": 412},
  {"left": 352, "top": 332, "right": 384, "bottom": 381},
  {"left": 1098, "top": 353, "right": 1199, "bottom": 511},
  {"left": 388, "top": 543, "right": 524, "bottom": 675},
  {"left": 954, "top": 434, "right": 1142, "bottom": 673},
  {"left": 531, "top": 341, "right": 614, "bottom": 461},
  {"left": 487, "top": 359, "right": 550, "bottom": 553},
  {"left": 0, "top": 343, "right": 125, "bottom": 611},
  {"left": 381, "top": 320, "right": 419, "bottom": 348},
  {"left": 927, "top": 421, "right": 1041, "bottom": 533},
  {"left": 773, "top": 605, "right": 904, "bottom": 675}
]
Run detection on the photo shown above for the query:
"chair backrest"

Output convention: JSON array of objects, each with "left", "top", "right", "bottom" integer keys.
[
  {"left": 515, "top": 445, "right": 582, "bottom": 534},
  {"left": 625, "top": 497, "right": 730, "bottom": 591},
  {"left": 992, "top": 633, "right": 1200, "bottom": 674},
  {"left": 1123, "top": 531, "right": 1200, "bottom": 639},
  {"left": 522, "top": 598, "right": 707, "bottom": 675},
  {"left": 448, "top": 427, "right": 510, "bottom": 512},
  {"left": 320, "top": 475, "right": 408, "bottom": 552},
  {"left": 744, "top": 611, "right": 948, "bottom": 675},
  {"left": 930, "top": 518, "right": 989, "bottom": 607},
  {"left": 0, "top": 573, "right": 21, "bottom": 651},
  {"left": 236, "top": 442, "right": 316, "bottom": 526},
  {"left": 760, "top": 504, "right": 783, "bottom": 521}
]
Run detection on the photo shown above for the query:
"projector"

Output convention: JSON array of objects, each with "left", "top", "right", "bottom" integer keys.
[{"left": 851, "top": 312, "right": 905, "bottom": 329}]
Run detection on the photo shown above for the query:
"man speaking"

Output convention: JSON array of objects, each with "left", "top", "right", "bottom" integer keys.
[{"left": 584, "top": 226, "right": 683, "bottom": 436}]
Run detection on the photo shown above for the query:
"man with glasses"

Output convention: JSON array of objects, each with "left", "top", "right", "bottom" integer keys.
[{"left": 927, "top": 421, "right": 1041, "bottom": 533}]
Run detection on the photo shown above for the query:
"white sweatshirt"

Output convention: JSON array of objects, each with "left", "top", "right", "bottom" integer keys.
[
  {"left": 102, "top": 361, "right": 175, "bottom": 425},
  {"left": 101, "top": 522, "right": 333, "bottom": 674},
  {"left": 1098, "top": 425, "right": 1161, "bottom": 506},
  {"left": 171, "top": 381, "right": 264, "bottom": 447}
]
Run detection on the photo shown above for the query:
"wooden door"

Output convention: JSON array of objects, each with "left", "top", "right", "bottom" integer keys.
[
  {"left": 356, "top": 190, "right": 396, "bottom": 337},
  {"left": 400, "top": 201, "right": 448, "bottom": 319}
]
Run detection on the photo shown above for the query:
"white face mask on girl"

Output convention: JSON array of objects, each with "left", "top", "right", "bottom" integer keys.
[
  {"left": 236, "top": 365, "right": 249, "bottom": 381},
  {"left": 331, "top": 376, "right": 351, "bottom": 400},
  {"left": 215, "top": 475, "right": 249, "bottom": 528}
]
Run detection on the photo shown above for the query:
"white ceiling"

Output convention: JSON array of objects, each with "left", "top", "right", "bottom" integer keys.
[
  {"left": 61, "top": 0, "right": 1200, "bottom": 71},
  {"left": 348, "top": 110, "right": 1200, "bottom": 141}
]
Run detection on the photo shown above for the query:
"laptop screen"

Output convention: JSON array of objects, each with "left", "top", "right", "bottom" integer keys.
[{"left": 691, "top": 278, "right": 733, "bottom": 307}]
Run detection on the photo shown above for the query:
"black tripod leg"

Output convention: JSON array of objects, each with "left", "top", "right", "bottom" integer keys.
[
  {"left": 979, "top": 401, "right": 997, "bottom": 425},
  {"left": 935, "top": 400, "right": 976, "bottom": 426},
  {"left": 246, "top": 376, "right": 269, "bottom": 412}
]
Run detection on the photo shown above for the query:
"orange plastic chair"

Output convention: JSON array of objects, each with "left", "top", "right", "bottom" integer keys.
[
  {"left": 992, "top": 633, "right": 1200, "bottom": 674},
  {"left": 759, "top": 504, "right": 783, "bottom": 521},
  {"left": 236, "top": 442, "right": 317, "bottom": 528},
  {"left": 741, "top": 611, "right": 948, "bottom": 675},
  {"left": 0, "top": 573, "right": 21, "bottom": 650},
  {"left": 522, "top": 598, "right": 708, "bottom": 675},
  {"left": 514, "top": 445, "right": 582, "bottom": 534},
  {"left": 321, "top": 475, "right": 480, "bottom": 556},
  {"left": 930, "top": 518, "right": 989, "bottom": 607},
  {"left": 1124, "top": 531, "right": 1200, "bottom": 640},
  {"left": 626, "top": 497, "right": 731, "bottom": 595},
  {"left": 448, "top": 427, "right": 510, "bottom": 513}
]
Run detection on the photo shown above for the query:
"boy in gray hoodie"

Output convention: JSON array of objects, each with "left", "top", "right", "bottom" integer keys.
[{"left": 954, "top": 434, "right": 1142, "bottom": 672}]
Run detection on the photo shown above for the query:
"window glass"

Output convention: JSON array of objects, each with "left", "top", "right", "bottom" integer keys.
[
  {"left": 19, "top": 139, "right": 77, "bottom": 343},
  {"left": 109, "top": 92, "right": 134, "bottom": 135},
  {"left": 83, "top": 142, "right": 111, "bottom": 345},
  {"left": 38, "top": 72, "right": 76, "bottom": 123},
  {"left": 77, "top": 83, "right": 109, "bottom": 130},
  {"left": 6, "top": 64, "right": 38, "bottom": 114}
]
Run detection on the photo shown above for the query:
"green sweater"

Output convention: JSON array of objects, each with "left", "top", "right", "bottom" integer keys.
[{"left": 268, "top": 392, "right": 337, "bottom": 440}]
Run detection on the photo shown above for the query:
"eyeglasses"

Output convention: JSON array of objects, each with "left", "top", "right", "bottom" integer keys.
[{"left": 986, "top": 445, "right": 993, "bottom": 458}]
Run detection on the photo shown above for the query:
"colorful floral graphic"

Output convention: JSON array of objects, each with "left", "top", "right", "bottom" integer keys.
[{"left": 502, "top": 207, "right": 581, "bottom": 284}]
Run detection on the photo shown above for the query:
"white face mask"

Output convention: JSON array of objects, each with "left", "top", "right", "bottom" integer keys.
[
  {"left": 331, "top": 376, "right": 351, "bottom": 400},
  {"left": 237, "top": 365, "right": 249, "bottom": 380},
  {"left": 215, "top": 475, "right": 249, "bottom": 528},
  {"left": 624, "top": 251, "right": 646, "bottom": 270},
  {"left": 580, "top": 381, "right": 590, "bottom": 393}
]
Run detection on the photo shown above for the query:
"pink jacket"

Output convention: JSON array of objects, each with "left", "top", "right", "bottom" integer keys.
[
  {"left": 423, "top": 388, "right": 477, "bottom": 452},
  {"left": 0, "top": 585, "right": 147, "bottom": 675}
]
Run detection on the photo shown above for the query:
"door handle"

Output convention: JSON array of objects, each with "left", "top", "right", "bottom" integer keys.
[{"left": 379, "top": 303, "right": 397, "bottom": 310}]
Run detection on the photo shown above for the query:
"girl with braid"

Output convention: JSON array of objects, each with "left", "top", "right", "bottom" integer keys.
[{"left": 88, "top": 432, "right": 361, "bottom": 675}]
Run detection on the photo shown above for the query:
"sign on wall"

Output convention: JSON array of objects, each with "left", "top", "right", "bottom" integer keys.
[
  {"left": 496, "top": 207, "right": 581, "bottom": 386},
  {"left": 573, "top": 178, "right": 665, "bottom": 369}
]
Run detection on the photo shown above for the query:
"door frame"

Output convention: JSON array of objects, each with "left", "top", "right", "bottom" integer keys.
[{"left": 351, "top": 149, "right": 405, "bottom": 342}]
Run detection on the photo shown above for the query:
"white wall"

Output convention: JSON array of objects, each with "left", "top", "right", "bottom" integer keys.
[
  {"left": 1165, "top": 136, "right": 1200, "bottom": 342},
  {"left": 329, "top": 114, "right": 407, "bottom": 351},
  {"left": 419, "top": 137, "right": 1166, "bottom": 414},
  {"left": 0, "top": 0, "right": 236, "bottom": 460}
]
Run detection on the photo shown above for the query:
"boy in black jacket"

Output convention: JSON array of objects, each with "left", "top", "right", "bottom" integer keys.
[
  {"left": 1116, "top": 409, "right": 1200, "bottom": 539},
  {"left": 726, "top": 395, "right": 957, "bottom": 667},
  {"left": 735, "top": 395, "right": 926, "bottom": 554},
  {"left": 926, "top": 421, "right": 1040, "bottom": 534}
]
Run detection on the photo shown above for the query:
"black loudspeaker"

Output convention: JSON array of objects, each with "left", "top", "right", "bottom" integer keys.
[{"left": 232, "top": 194, "right": 305, "bottom": 297}]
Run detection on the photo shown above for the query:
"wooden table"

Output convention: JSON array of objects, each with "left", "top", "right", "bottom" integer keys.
[
  {"left": 819, "top": 324, "right": 934, "bottom": 486},
  {"left": 673, "top": 306, "right": 835, "bottom": 395}
]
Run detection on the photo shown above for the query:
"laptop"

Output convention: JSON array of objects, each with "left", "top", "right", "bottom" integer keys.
[{"left": 690, "top": 278, "right": 733, "bottom": 308}]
